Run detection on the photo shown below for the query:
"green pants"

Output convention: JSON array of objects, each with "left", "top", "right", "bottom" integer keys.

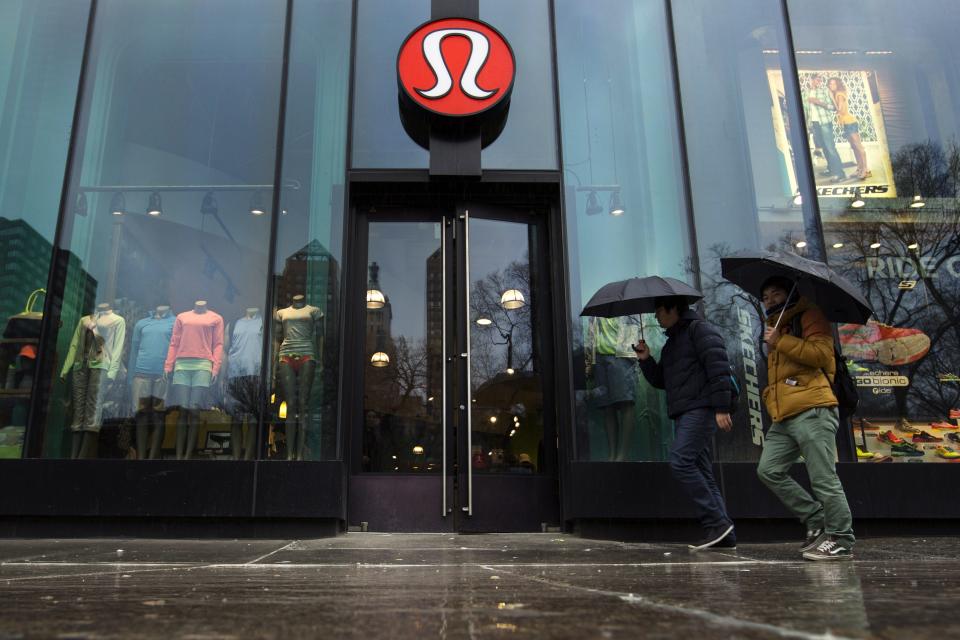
[{"left": 757, "top": 407, "right": 854, "bottom": 548}]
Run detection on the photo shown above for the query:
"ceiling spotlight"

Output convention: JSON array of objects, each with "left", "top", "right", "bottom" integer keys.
[
  {"left": 910, "top": 194, "right": 926, "bottom": 208},
  {"left": 201, "top": 191, "right": 218, "bottom": 216},
  {"left": 412, "top": 445, "right": 424, "bottom": 455},
  {"left": 370, "top": 351, "right": 390, "bottom": 367},
  {"left": 147, "top": 191, "right": 162, "bottom": 216},
  {"left": 832, "top": 242, "right": 844, "bottom": 249},
  {"left": 500, "top": 289, "right": 526, "bottom": 310},
  {"left": 585, "top": 190, "right": 603, "bottom": 216},
  {"left": 366, "top": 289, "right": 385, "bottom": 309},
  {"left": 249, "top": 191, "right": 265, "bottom": 216},
  {"left": 489, "top": 416, "right": 497, "bottom": 424},
  {"left": 795, "top": 241, "right": 807, "bottom": 248},
  {"left": 278, "top": 401, "right": 288, "bottom": 420},
  {"left": 608, "top": 191, "right": 625, "bottom": 217},
  {"left": 907, "top": 242, "right": 919, "bottom": 250},
  {"left": 506, "top": 368, "right": 515, "bottom": 375},
  {"left": 73, "top": 192, "right": 88, "bottom": 218},
  {"left": 870, "top": 242, "right": 882, "bottom": 249},
  {"left": 476, "top": 317, "right": 493, "bottom": 326},
  {"left": 110, "top": 192, "right": 125, "bottom": 216}
]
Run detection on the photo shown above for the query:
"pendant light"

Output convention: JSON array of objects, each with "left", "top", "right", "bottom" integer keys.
[
  {"left": 851, "top": 189, "right": 865, "bottom": 208},
  {"left": 74, "top": 192, "right": 88, "bottom": 218},
  {"left": 910, "top": 194, "right": 925, "bottom": 208},
  {"left": 370, "top": 351, "right": 390, "bottom": 367},
  {"left": 147, "top": 191, "right": 162, "bottom": 217},
  {"left": 500, "top": 289, "right": 526, "bottom": 310},
  {"left": 609, "top": 190, "right": 625, "bottom": 216},
  {"left": 201, "top": 191, "right": 218, "bottom": 216},
  {"left": 110, "top": 192, "right": 125, "bottom": 216},
  {"left": 366, "top": 289, "right": 386, "bottom": 309},
  {"left": 585, "top": 190, "right": 603, "bottom": 216},
  {"left": 249, "top": 191, "right": 266, "bottom": 216}
]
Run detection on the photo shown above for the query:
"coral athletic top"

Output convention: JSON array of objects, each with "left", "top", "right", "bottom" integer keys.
[{"left": 164, "top": 309, "right": 225, "bottom": 376}]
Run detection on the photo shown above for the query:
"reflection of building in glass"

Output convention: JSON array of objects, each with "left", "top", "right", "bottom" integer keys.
[
  {"left": 0, "top": 218, "right": 54, "bottom": 323},
  {"left": 425, "top": 248, "right": 442, "bottom": 415},
  {"left": 365, "top": 262, "right": 392, "bottom": 353},
  {"left": 275, "top": 239, "right": 339, "bottom": 316}
]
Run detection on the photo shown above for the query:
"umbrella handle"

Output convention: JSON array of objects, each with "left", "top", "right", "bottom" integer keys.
[{"left": 771, "top": 281, "right": 799, "bottom": 331}]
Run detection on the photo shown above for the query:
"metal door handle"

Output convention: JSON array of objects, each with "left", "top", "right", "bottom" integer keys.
[
  {"left": 441, "top": 222, "right": 448, "bottom": 518},
  {"left": 464, "top": 208, "right": 473, "bottom": 517}
]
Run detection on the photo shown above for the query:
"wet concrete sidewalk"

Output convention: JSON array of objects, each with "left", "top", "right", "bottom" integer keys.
[{"left": 1, "top": 533, "right": 958, "bottom": 639}]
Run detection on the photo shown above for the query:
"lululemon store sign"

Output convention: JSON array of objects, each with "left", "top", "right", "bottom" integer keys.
[{"left": 397, "top": 17, "right": 515, "bottom": 145}]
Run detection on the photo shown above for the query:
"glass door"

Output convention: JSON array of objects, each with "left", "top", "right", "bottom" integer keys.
[{"left": 349, "top": 203, "right": 559, "bottom": 532}]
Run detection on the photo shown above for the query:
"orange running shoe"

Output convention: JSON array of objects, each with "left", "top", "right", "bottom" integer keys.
[
  {"left": 931, "top": 421, "right": 958, "bottom": 430},
  {"left": 839, "top": 320, "right": 931, "bottom": 366},
  {"left": 949, "top": 409, "right": 960, "bottom": 420},
  {"left": 877, "top": 430, "right": 905, "bottom": 445}
]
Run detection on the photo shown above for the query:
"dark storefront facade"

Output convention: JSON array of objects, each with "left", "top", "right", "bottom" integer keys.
[{"left": 1, "top": 0, "right": 958, "bottom": 537}]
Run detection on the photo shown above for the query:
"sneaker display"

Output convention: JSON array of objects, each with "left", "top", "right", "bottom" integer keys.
[
  {"left": 949, "top": 409, "right": 960, "bottom": 420},
  {"left": 688, "top": 523, "right": 735, "bottom": 552},
  {"left": 896, "top": 418, "right": 920, "bottom": 434},
  {"left": 946, "top": 433, "right": 960, "bottom": 445},
  {"left": 852, "top": 417, "right": 879, "bottom": 431},
  {"left": 839, "top": 320, "right": 931, "bottom": 366},
  {"left": 856, "top": 447, "right": 875, "bottom": 460},
  {"left": 803, "top": 537, "right": 853, "bottom": 561},
  {"left": 870, "top": 454, "right": 893, "bottom": 463},
  {"left": 800, "top": 528, "right": 826, "bottom": 553},
  {"left": 930, "top": 421, "right": 958, "bottom": 430},
  {"left": 891, "top": 442, "right": 924, "bottom": 457},
  {"left": 846, "top": 361, "right": 870, "bottom": 374},
  {"left": 912, "top": 430, "right": 943, "bottom": 443},
  {"left": 935, "top": 446, "right": 960, "bottom": 460},
  {"left": 877, "top": 430, "right": 905, "bottom": 445}
]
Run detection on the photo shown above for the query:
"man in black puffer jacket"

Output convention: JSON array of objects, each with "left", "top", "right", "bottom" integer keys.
[{"left": 634, "top": 296, "right": 735, "bottom": 551}]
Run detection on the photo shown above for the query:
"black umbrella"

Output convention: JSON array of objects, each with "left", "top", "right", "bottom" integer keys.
[
  {"left": 581, "top": 276, "right": 702, "bottom": 317},
  {"left": 720, "top": 249, "right": 873, "bottom": 325}
]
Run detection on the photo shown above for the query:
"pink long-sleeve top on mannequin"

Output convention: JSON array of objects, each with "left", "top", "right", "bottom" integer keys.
[{"left": 164, "top": 309, "right": 225, "bottom": 376}]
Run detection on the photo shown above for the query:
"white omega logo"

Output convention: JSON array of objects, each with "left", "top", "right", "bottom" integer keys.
[{"left": 417, "top": 29, "right": 497, "bottom": 100}]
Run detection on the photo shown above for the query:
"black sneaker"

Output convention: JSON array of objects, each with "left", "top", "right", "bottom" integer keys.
[
  {"left": 802, "top": 537, "right": 853, "bottom": 561},
  {"left": 800, "top": 528, "right": 825, "bottom": 553},
  {"left": 688, "top": 523, "right": 735, "bottom": 552},
  {"left": 710, "top": 532, "right": 737, "bottom": 551}
]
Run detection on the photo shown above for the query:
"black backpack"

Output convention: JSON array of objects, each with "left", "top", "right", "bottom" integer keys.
[
  {"left": 788, "top": 315, "right": 859, "bottom": 422},
  {"left": 688, "top": 319, "right": 742, "bottom": 415}
]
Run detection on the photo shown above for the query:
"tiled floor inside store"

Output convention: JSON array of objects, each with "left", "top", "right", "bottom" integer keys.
[{"left": 1, "top": 533, "right": 959, "bottom": 638}]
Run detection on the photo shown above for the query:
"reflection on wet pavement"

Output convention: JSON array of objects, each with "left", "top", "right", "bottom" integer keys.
[{"left": 1, "top": 534, "right": 958, "bottom": 638}]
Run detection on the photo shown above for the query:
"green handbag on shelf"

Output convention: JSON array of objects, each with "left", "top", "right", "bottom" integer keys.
[{"left": 2, "top": 288, "right": 46, "bottom": 340}]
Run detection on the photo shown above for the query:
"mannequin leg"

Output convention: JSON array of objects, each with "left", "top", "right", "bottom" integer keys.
[
  {"left": 615, "top": 403, "right": 635, "bottom": 462},
  {"left": 170, "top": 384, "right": 190, "bottom": 459},
  {"left": 148, "top": 409, "right": 164, "bottom": 460},
  {"left": 603, "top": 407, "right": 618, "bottom": 462},
  {"left": 278, "top": 360, "right": 299, "bottom": 461},
  {"left": 72, "top": 431, "right": 98, "bottom": 459},
  {"left": 183, "top": 384, "right": 206, "bottom": 460},
  {"left": 135, "top": 411, "right": 149, "bottom": 460},
  {"left": 295, "top": 360, "right": 317, "bottom": 460},
  {"left": 231, "top": 416, "right": 245, "bottom": 460}
]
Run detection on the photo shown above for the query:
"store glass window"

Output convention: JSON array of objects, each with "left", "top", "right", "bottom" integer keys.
[
  {"left": 479, "top": 0, "right": 558, "bottom": 170},
  {"left": 269, "top": 0, "right": 351, "bottom": 461},
  {"left": 0, "top": 0, "right": 89, "bottom": 459},
  {"left": 351, "top": 0, "right": 430, "bottom": 169},
  {"left": 673, "top": 0, "right": 818, "bottom": 462},
  {"left": 556, "top": 0, "right": 692, "bottom": 462},
  {"left": 789, "top": 0, "right": 960, "bottom": 464},
  {"left": 35, "top": 0, "right": 284, "bottom": 460}
]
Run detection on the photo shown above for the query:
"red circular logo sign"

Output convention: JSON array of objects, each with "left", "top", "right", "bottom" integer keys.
[{"left": 397, "top": 18, "right": 515, "bottom": 118}]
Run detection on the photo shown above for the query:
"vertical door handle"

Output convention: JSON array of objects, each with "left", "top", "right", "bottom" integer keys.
[
  {"left": 441, "top": 221, "right": 448, "bottom": 518},
  {"left": 463, "top": 209, "right": 473, "bottom": 517}
]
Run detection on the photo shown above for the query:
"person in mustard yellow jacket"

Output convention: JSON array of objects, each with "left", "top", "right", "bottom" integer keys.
[{"left": 756, "top": 276, "right": 854, "bottom": 561}]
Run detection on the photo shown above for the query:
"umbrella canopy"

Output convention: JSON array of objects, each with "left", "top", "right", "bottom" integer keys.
[
  {"left": 720, "top": 249, "right": 873, "bottom": 324},
  {"left": 580, "top": 276, "right": 703, "bottom": 317}
]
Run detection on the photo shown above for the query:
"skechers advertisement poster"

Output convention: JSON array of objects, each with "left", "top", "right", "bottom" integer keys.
[{"left": 768, "top": 69, "right": 897, "bottom": 204}]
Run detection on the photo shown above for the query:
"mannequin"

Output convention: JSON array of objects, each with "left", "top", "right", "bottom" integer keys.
[
  {"left": 164, "top": 300, "right": 224, "bottom": 459},
  {"left": 61, "top": 302, "right": 126, "bottom": 459},
  {"left": 128, "top": 305, "right": 174, "bottom": 459},
  {"left": 586, "top": 316, "right": 639, "bottom": 461},
  {"left": 275, "top": 294, "right": 323, "bottom": 460},
  {"left": 226, "top": 307, "right": 262, "bottom": 460}
]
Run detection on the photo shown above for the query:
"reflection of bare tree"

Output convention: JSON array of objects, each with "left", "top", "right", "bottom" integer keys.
[
  {"left": 470, "top": 256, "right": 533, "bottom": 386},
  {"left": 827, "top": 140, "right": 960, "bottom": 418},
  {"left": 225, "top": 376, "right": 261, "bottom": 416}
]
